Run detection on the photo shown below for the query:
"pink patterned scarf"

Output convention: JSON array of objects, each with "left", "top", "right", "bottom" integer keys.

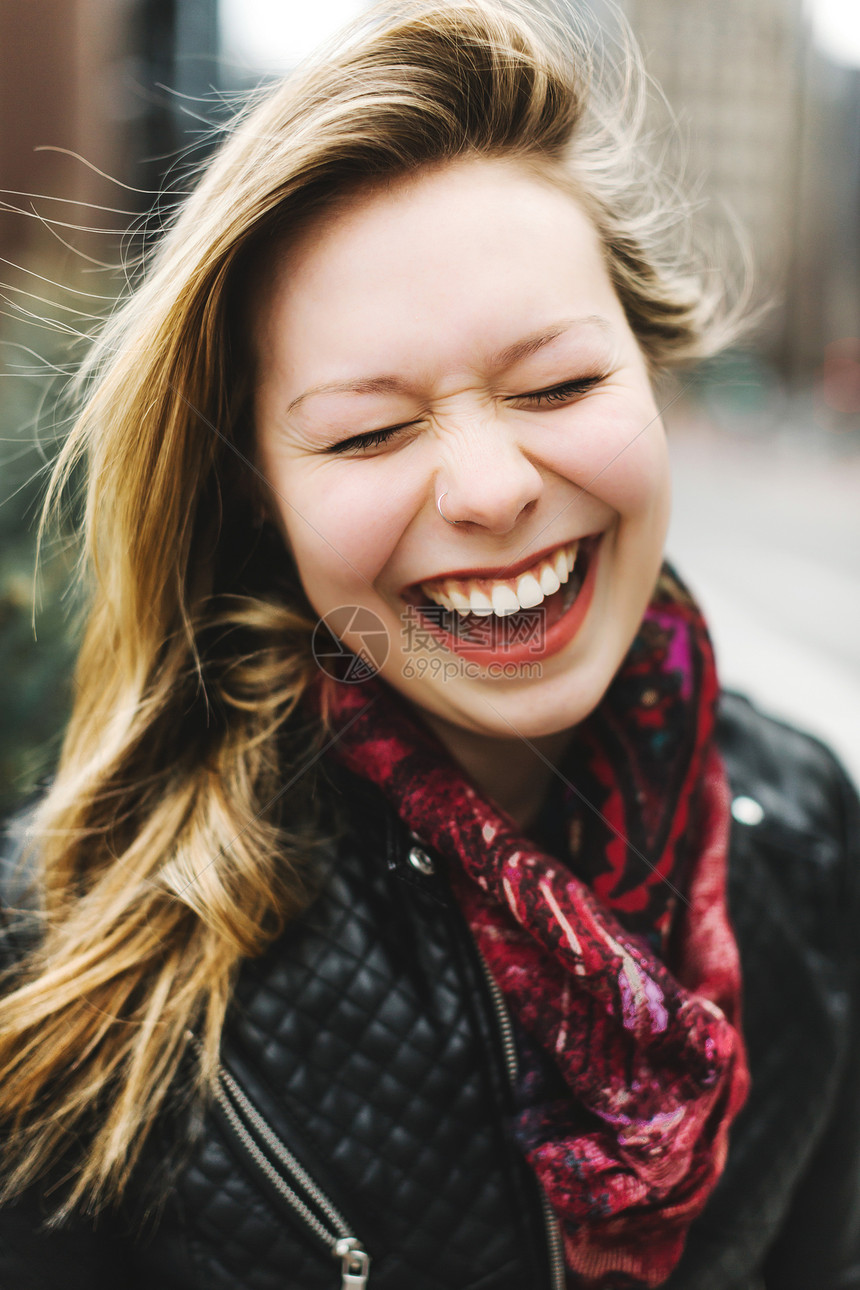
[{"left": 308, "top": 565, "right": 750, "bottom": 1287}]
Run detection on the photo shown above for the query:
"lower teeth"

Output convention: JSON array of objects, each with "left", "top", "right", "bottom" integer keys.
[{"left": 559, "top": 576, "right": 580, "bottom": 614}]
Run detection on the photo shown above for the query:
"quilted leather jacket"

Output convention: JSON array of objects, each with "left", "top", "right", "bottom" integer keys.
[{"left": 1, "top": 690, "right": 860, "bottom": 1290}]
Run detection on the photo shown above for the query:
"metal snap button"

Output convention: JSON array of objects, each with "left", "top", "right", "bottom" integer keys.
[
  {"left": 407, "top": 845, "right": 435, "bottom": 876},
  {"left": 731, "top": 795, "right": 764, "bottom": 826}
]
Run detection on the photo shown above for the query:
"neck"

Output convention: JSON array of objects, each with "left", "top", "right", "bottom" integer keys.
[{"left": 416, "top": 709, "right": 576, "bottom": 833}]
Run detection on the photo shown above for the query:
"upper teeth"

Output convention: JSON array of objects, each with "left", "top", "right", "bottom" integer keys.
[{"left": 420, "top": 541, "right": 579, "bottom": 617}]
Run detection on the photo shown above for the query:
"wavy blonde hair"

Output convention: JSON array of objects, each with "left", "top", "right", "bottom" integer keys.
[{"left": 0, "top": 0, "right": 746, "bottom": 1223}]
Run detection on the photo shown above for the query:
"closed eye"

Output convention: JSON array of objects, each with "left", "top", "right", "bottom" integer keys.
[
  {"left": 324, "top": 419, "right": 423, "bottom": 454},
  {"left": 324, "top": 373, "right": 607, "bottom": 453},
  {"left": 510, "top": 373, "right": 607, "bottom": 407}
]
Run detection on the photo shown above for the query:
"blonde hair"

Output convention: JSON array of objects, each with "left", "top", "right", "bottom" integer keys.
[{"left": 0, "top": 0, "right": 744, "bottom": 1223}]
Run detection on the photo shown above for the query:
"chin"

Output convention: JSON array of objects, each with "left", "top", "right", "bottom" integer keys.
[
  {"left": 493, "top": 670, "right": 617, "bottom": 739},
  {"left": 388, "top": 655, "right": 617, "bottom": 743}
]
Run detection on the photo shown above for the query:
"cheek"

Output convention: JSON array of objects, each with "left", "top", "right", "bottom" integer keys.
[
  {"left": 546, "top": 397, "right": 670, "bottom": 516},
  {"left": 269, "top": 459, "right": 419, "bottom": 601}
]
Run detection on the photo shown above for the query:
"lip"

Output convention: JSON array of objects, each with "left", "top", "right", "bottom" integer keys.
[
  {"left": 401, "top": 534, "right": 588, "bottom": 597},
  {"left": 402, "top": 532, "right": 603, "bottom": 665}
]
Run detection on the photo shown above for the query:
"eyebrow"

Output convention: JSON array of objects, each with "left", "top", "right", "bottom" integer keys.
[{"left": 283, "top": 315, "right": 614, "bottom": 415}]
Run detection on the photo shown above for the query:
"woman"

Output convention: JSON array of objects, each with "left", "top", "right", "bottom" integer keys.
[{"left": 1, "top": 2, "right": 858, "bottom": 1287}]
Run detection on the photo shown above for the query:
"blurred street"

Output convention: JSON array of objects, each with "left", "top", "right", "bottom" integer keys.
[{"left": 666, "top": 420, "right": 860, "bottom": 785}]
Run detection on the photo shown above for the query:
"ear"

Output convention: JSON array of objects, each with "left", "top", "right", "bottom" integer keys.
[
  {"left": 228, "top": 384, "right": 272, "bottom": 529},
  {"left": 233, "top": 422, "right": 274, "bottom": 531},
  {"left": 251, "top": 490, "right": 271, "bottom": 529}
]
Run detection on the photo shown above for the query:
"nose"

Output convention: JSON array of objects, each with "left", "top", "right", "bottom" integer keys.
[{"left": 435, "top": 422, "right": 543, "bottom": 534}]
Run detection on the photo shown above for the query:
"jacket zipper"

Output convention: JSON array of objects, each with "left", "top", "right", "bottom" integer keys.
[
  {"left": 476, "top": 950, "right": 566, "bottom": 1290},
  {"left": 214, "top": 1061, "right": 371, "bottom": 1289}
]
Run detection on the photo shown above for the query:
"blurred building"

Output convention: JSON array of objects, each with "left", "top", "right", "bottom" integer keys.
[
  {"left": 1, "top": 0, "right": 857, "bottom": 386},
  {"left": 796, "top": 55, "right": 860, "bottom": 383},
  {"left": 0, "top": 0, "right": 128, "bottom": 264},
  {"left": 215, "top": 0, "right": 860, "bottom": 388},
  {"left": 614, "top": 0, "right": 860, "bottom": 386},
  {"left": 0, "top": 0, "right": 218, "bottom": 267}
]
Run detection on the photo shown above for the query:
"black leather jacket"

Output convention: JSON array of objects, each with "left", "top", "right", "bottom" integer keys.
[{"left": 2, "top": 691, "right": 860, "bottom": 1290}]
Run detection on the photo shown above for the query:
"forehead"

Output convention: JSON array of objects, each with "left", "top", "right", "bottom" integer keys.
[{"left": 252, "top": 158, "right": 625, "bottom": 385}]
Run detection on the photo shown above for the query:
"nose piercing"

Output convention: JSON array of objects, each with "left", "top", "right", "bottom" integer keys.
[{"left": 437, "top": 490, "right": 463, "bottom": 526}]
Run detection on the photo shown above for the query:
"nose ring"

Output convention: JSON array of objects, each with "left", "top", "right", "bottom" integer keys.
[{"left": 437, "top": 490, "right": 463, "bottom": 526}]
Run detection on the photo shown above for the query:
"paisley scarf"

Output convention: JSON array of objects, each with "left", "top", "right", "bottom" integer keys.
[{"left": 308, "top": 564, "right": 750, "bottom": 1287}]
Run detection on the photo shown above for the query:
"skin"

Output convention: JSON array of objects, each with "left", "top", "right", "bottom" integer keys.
[{"left": 252, "top": 157, "right": 672, "bottom": 829}]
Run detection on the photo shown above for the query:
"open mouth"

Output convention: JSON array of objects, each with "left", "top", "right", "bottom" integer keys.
[{"left": 401, "top": 533, "right": 601, "bottom": 656}]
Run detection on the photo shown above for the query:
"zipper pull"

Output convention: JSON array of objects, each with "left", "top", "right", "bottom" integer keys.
[{"left": 333, "top": 1236, "right": 371, "bottom": 1288}]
